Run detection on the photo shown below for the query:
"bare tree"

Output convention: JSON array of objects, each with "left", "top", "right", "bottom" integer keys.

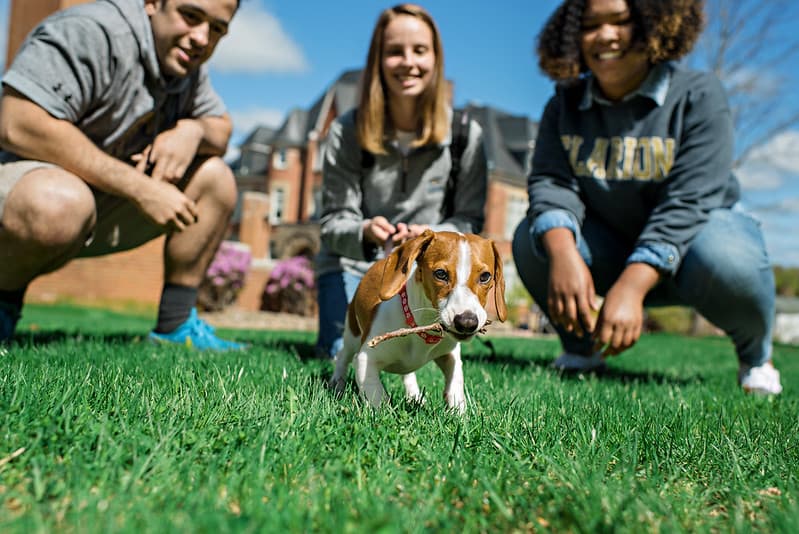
[{"left": 689, "top": 0, "right": 799, "bottom": 167}]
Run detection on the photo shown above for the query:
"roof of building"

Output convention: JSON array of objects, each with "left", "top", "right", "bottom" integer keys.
[
  {"left": 236, "top": 68, "right": 538, "bottom": 185},
  {"left": 462, "top": 103, "right": 537, "bottom": 185},
  {"left": 270, "top": 108, "right": 311, "bottom": 149}
]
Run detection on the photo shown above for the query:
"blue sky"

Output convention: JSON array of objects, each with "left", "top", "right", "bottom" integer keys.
[{"left": 1, "top": 0, "right": 798, "bottom": 266}]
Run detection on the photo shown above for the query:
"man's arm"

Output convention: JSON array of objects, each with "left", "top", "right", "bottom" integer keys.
[
  {"left": 136, "top": 113, "right": 232, "bottom": 183},
  {"left": 193, "top": 114, "right": 232, "bottom": 157},
  {"left": 0, "top": 89, "right": 199, "bottom": 231}
]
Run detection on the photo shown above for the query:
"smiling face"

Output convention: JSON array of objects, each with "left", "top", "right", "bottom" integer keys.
[
  {"left": 145, "top": 0, "right": 237, "bottom": 79},
  {"left": 380, "top": 14, "right": 436, "bottom": 107},
  {"left": 580, "top": 0, "right": 650, "bottom": 101}
]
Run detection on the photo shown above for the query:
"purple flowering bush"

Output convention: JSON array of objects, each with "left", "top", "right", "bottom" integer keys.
[
  {"left": 197, "top": 241, "right": 252, "bottom": 311},
  {"left": 261, "top": 255, "right": 317, "bottom": 316}
]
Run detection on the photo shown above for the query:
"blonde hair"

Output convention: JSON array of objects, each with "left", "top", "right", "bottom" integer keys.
[{"left": 357, "top": 3, "right": 449, "bottom": 154}]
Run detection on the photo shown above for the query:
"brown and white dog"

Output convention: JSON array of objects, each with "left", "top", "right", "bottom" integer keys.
[{"left": 329, "top": 230, "right": 507, "bottom": 412}]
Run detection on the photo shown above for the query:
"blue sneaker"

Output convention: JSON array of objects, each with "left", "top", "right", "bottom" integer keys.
[
  {"left": 0, "top": 302, "right": 21, "bottom": 343},
  {"left": 148, "top": 308, "right": 246, "bottom": 351}
]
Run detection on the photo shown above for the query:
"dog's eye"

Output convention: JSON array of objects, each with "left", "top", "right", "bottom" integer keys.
[
  {"left": 479, "top": 272, "right": 492, "bottom": 284},
  {"left": 433, "top": 269, "right": 449, "bottom": 282}
]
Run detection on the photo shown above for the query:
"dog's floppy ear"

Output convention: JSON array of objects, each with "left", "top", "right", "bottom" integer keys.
[
  {"left": 491, "top": 240, "right": 508, "bottom": 322},
  {"left": 379, "top": 229, "right": 436, "bottom": 301}
]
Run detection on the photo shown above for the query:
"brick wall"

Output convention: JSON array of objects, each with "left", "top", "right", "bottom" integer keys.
[
  {"left": 6, "top": 0, "right": 90, "bottom": 65},
  {"left": 26, "top": 238, "right": 165, "bottom": 307}
]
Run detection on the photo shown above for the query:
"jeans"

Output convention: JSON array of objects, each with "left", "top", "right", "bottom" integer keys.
[
  {"left": 511, "top": 208, "right": 775, "bottom": 366},
  {"left": 315, "top": 270, "right": 362, "bottom": 359}
]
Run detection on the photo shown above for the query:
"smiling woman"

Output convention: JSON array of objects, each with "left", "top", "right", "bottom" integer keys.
[
  {"left": 536, "top": 0, "right": 702, "bottom": 82},
  {"left": 313, "top": 3, "right": 489, "bottom": 360},
  {"left": 357, "top": 3, "right": 449, "bottom": 153},
  {"left": 511, "top": 0, "right": 783, "bottom": 394}
]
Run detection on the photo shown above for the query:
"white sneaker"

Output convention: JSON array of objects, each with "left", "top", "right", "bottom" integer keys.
[
  {"left": 551, "top": 351, "right": 606, "bottom": 372},
  {"left": 739, "top": 362, "right": 783, "bottom": 395}
]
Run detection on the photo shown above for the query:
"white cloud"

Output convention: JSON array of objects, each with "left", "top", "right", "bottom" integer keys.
[
  {"left": 209, "top": 3, "right": 308, "bottom": 74},
  {"left": 230, "top": 107, "right": 285, "bottom": 134},
  {"left": 775, "top": 197, "right": 799, "bottom": 213},
  {"left": 737, "top": 130, "right": 799, "bottom": 190},
  {"left": 736, "top": 160, "right": 785, "bottom": 190},
  {"left": 748, "top": 130, "right": 799, "bottom": 172}
]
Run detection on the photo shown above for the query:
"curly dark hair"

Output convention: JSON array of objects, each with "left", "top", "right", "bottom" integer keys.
[{"left": 537, "top": 0, "right": 705, "bottom": 81}]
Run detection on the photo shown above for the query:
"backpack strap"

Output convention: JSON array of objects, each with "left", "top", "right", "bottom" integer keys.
[{"left": 441, "top": 109, "right": 470, "bottom": 220}]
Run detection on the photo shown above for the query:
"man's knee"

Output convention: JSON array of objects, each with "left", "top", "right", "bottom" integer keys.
[
  {"left": 186, "top": 156, "right": 237, "bottom": 211},
  {"left": 3, "top": 168, "right": 95, "bottom": 248}
]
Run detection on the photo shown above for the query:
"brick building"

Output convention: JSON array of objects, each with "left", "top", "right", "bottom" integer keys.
[
  {"left": 232, "top": 69, "right": 538, "bottom": 264},
  {"left": 7, "top": 1, "right": 538, "bottom": 312}
]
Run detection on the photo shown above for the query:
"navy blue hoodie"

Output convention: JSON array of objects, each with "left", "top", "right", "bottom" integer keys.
[{"left": 528, "top": 62, "right": 739, "bottom": 275}]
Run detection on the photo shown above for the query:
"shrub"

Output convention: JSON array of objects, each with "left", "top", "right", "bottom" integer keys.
[
  {"left": 261, "top": 256, "right": 317, "bottom": 316},
  {"left": 197, "top": 241, "right": 251, "bottom": 311}
]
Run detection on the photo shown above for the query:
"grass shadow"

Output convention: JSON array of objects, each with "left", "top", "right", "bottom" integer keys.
[
  {"left": 465, "top": 337, "right": 703, "bottom": 387},
  {"left": 9, "top": 329, "right": 145, "bottom": 347},
  {"left": 555, "top": 366, "right": 704, "bottom": 387}
]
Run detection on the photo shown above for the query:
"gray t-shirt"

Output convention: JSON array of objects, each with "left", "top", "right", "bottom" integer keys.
[{"left": 0, "top": 0, "right": 227, "bottom": 164}]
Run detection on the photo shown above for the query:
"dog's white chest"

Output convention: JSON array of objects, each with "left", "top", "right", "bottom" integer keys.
[{"left": 371, "top": 334, "right": 457, "bottom": 374}]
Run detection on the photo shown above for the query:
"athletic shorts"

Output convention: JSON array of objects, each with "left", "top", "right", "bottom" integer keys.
[{"left": 0, "top": 159, "right": 163, "bottom": 257}]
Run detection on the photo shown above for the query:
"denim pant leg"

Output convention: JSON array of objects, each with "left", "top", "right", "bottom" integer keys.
[
  {"left": 315, "top": 270, "right": 362, "bottom": 358},
  {"left": 664, "top": 209, "right": 775, "bottom": 366},
  {"left": 512, "top": 216, "right": 629, "bottom": 355},
  {"left": 512, "top": 209, "right": 775, "bottom": 365}
]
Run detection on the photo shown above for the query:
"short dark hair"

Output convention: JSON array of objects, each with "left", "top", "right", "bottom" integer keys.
[{"left": 537, "top": 0, "right": 704, "bottom": 81}]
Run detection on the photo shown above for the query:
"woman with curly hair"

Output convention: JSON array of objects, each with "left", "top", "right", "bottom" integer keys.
[{"left": 512, "top": 0, "right": 782, "bottom": 393}]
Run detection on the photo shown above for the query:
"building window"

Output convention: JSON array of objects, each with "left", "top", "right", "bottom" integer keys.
[
  {"left": 272, "top": 148, "right": 289, "bottom": 170},
  {"left": 505, "top": 194, "right": 528, "bottom": 240},
  {"left": 270, "top": 187, "right": 285, "bottom": 225}
]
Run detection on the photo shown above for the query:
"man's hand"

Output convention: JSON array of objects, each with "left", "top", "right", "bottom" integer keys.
[
  {"left": 131, "top": 119, "right": 204, "bottom": 183},
  {"left": 542, "top": 227, "right": 599, "bottom": 338},
  {"left": 132, "top": 179, "right": 199, "bottom": 232},
  {"left": 593, "top": 263, "right": 660, "bottom": 356}
]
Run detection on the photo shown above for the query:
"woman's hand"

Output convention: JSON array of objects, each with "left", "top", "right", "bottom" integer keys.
[
  {"left": 362, "top": 216, "right": 397, "bottom": 245},
  {"left": 593, "top": 263, "right": 660, "bottom": 356},
  {"left": 393, "top": 223, "right": 431, "bottom": 243},
  {"left": 542, "top": 228, "right": 599, "bottom": 338}
]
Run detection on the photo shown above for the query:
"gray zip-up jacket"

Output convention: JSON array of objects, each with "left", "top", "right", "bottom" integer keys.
[
  {"left": 1, "top": 0, "right": 226, "bottom": 163},
  {"left": 316, "top": 108, "right": 488, "bottom": 277},
  {"left": 528, "top": 62, "right": 739, "bottom": 275}
]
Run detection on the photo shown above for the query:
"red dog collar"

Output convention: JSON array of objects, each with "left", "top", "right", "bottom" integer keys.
[{"left": 399, "top": 284, "right": 442, "bottom": 344}]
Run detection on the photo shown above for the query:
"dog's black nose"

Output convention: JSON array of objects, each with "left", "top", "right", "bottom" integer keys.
[{"left": 453, "top": 311, "right": 479, "bottom": 333}]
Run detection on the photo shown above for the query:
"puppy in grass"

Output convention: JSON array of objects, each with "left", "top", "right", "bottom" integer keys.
[{"left": 329, "top": 230, "right": 507, "bottom": 412}]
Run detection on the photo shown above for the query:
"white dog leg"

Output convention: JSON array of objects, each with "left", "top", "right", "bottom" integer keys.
[
  {"left": 329, "top": 335, "right": 356, "bottom": 394},
  {"left": 435, "top": 346, "right": 466, "bottom": 413},
  {"left": 329, "top": 350, "right": 351, "bottom": 395},
  {"left": 354, "top": 351, "right": 386, "bottom": 408},
  {"left": 402, "top": 372, "right": 425, "bottom": 404}
]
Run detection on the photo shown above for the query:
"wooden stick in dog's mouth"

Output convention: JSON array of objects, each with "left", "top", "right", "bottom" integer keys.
[{"left": 367, "top": 320, "right": 491, "bottom": 347}]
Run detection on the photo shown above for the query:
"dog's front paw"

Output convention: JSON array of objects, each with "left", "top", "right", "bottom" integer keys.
[
  {"left": 444, "top": 391, "right": 466, "bottom": 414},
  {"left": 327, "top": 376, "right": 346, "bottom": 396}
]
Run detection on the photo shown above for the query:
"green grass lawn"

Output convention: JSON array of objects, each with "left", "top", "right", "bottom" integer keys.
[{"left": 1, "top": 304, "right": 798, "bottom": 533}]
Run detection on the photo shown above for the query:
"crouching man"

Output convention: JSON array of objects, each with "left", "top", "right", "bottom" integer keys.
[{"left": 0, "top": 0, "right": 243, "bottom": 349}]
